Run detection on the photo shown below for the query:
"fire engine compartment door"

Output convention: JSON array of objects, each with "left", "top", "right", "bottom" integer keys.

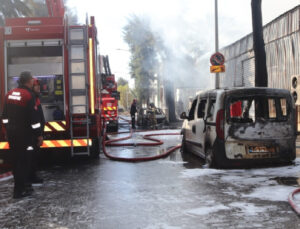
[{"left": 6, "top": 39, "right": 65, "bottom": 122}]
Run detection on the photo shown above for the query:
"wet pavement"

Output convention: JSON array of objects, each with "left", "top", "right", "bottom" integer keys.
[{"left": 1, "top": 118, "right": 300, "bottom": 228}]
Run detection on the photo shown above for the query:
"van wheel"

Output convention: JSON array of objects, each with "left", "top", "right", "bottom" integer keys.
[
  {"left": 205, "top": 147, "right": 216, "bottom": 168},
  {"left": 181, "top": 133, "right": 188, "bottom": 153}
]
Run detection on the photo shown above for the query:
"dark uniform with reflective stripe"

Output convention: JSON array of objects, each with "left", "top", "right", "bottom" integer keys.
[
  {"left": 1, "top": 86, "right": 42, "bottom": 196},
  {"left": 130, "top": 101, "right": 137, "bottom": 129}
]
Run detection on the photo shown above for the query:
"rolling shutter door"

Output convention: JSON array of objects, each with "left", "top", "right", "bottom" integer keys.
[{"left": 242, "top": 57, "right": 255, "bottom": 87}]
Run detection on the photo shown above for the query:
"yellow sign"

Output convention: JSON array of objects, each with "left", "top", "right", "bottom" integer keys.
[{"left": 210, "top": 65, "right": 225, "bottom": 73}]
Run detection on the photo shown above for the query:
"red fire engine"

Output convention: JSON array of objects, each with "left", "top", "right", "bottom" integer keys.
[
  {"left": 0, "top": 0, "right": 103, "bottom": 159},
  {"left": 100, "top": 55, "right": 120, "bottom": 132}
]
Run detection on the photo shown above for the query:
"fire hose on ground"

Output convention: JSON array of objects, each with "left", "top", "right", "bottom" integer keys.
[
  {"left": 0, "top": 162, "right": 13, "bottom": 182},
  {"left": 2, "top": 116, "right": 300, "bottom": 216},
  {"left": 288, "top": 188, "right": 300, "bottom": 215},
  {"left": 0, "top": 117, "right": 182, "bottom": 182},
  {"left": 114, "top": 116, "right": 300, "bottom": 214},
  {"left": 102, "top": 116, "right": 181, "bottom": 162}
]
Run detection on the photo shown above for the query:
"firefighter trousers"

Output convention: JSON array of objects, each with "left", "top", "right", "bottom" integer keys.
[
  {"left": 131, "top": 115, "right": 136, "bottom": 129},
  {"left": 8, "top": 135, "right": 33, "bottom": 193},
  {"left": 29, "top": 145, "right": 42, "bottom": 181}
]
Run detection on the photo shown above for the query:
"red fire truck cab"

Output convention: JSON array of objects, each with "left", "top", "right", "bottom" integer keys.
[
  {"left": 0, "top": 0, "right": 103, "bottom": 159},
  {"left": 100, "top": 56, "right": 120, "bottom": 132}
]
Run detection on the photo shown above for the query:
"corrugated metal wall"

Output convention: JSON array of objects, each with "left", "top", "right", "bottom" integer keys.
[{"left": 221, "top": 5, "right": 300, "bottom": 89}]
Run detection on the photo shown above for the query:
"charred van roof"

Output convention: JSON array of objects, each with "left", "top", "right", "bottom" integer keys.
[
  {"left": 223, "top": 87, "right": 291, "bottom": 96},
  {"left": 197, "top": 87, "right": 291, "bottom": 97}
]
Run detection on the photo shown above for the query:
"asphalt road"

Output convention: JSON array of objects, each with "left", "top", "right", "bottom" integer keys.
[{"left": 1, "top": 120, "right": 300, "bottom": 229}]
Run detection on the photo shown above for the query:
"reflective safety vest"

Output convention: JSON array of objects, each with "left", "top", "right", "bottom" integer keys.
[{"left": 1, "top": 86, "right": 43, "bottom": 138}]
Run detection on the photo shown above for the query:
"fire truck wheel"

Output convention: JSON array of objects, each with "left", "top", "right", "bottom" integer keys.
[
  {"left": 113, "top": 123, "right": 118, "bottom": 132},
  {"left": 90, "top": 137, "right": 101, "bottom": 158}
]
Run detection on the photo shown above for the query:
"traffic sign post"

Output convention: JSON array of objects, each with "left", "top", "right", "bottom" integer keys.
[
  {"left": 210, "top": 52, "right": 225, "bottom": 74},
  {"left": 210, "top": 52, "right": 225, "bottom": 66},
  {"left": 210, "top": 65, "right": 225, "bottom": 73}
]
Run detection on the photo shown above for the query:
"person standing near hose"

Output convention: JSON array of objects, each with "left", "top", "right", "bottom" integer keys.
[
  {"left": 1, "top": 71, "right": 43, "bottom": 199},
  {"left": 29, "top": 78, "right": 45, "bottom": 184},
  {"left": 148, "top": 103, "right": 157, "bottom": 129},
  {"left": 130, "top": 99, "right": 137, "bottom": 129}
]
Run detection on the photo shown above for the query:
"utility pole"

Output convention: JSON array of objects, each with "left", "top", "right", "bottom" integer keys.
[
  {"left": 251, "top": 0, "right": 268, "bottom": 87},
  {"left": 215, "top": 0, "right": 220, "bottom": 89}
]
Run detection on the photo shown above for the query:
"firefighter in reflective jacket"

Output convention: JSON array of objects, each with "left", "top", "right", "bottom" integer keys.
[{"left": 1, "top": 72, "right": 43, "bottom": 199}]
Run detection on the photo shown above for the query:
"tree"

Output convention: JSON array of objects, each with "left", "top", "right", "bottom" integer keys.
[
  {"left": 123, "top": 15, "right": 159, "bottom": 106},
  {"left": 64, "top": 0, "right": 79, "bottom": 25},
  {"left": 24, "top": 0, "right": 79, "bottom": 24},
  {"left": 251, "top": 0, "right": 269, "bottom": 118},
  {"left": 251, "top": 0, "right": 268, "bottom": 87},
  {"left": 117, "top": 77, "right": 128, "bottom": 87},
  {"left": 0, "top": 0, "right": 32, "bottom": 25},
  {"left": 118, "top": 83, "right": 134, "bottom": 111},
  {"left": 0, "top": 0, "right": 78, "bottom": 26},
  {"left": 24, "top": 0, "right": 48, "bottom": 17}
]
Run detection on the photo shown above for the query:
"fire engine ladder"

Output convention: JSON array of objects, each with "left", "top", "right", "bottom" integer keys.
[{"left": 68, "top": 26, "right": 90, "bottom": 157}]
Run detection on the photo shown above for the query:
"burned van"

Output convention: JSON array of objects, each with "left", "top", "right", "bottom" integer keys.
[{"left": 180, "top": 87, "right": 296, "bottom": 168}]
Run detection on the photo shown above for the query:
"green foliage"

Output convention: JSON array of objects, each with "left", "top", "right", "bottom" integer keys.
[
  {"left": 64, "top": 0, "right": 79, "bottom": 25},
  {"left": 117, "top": 77, "right": 128, "bottom": 87},
  {"left": 118, "top": 84, "right": 134, "bottom": 111},
  {"left": 123, "top": 15, "right": 159, "bottom": 105},
  {"left": 24, "top": 0, "right": 48, "bottom": 17},
  {"left": 0, "top": 0, "right": 78, "bottom": 26}
]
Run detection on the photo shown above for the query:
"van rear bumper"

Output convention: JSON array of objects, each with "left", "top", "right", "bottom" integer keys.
[{"left": 212, "top": 138, "right": 296, "bottom": 168}]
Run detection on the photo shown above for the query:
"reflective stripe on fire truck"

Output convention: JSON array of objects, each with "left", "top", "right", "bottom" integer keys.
[
  {"left": 44, "top": 126, "right": 51, "bottom": 132},
  {"left": 48, "top": 121, "right": 65, "bottom": 131},
  {"left": 89, "top": 38, "right": 95, "bottom": 115},
  {"left": 0, "top": 139, "right": 92, "bottom": 149},
  {"left": 44, "top": 121, "right": 66, "bottom": 132},
  {"left": 0, "top": 142, "right": 9, "bottom": 150},
  {"left": 103, "top": 107, "right": 117, "bottom": 111},
  {"left": 42, "top": 139, "right": 92, "bottom": 148},
  {"left": 101, "top": 114, "right": 117, "bottom": 121}
]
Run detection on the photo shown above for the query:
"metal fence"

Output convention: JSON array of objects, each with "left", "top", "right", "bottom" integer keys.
[{"left": 220, "top": 5, "right": 300, "bottom": 90}]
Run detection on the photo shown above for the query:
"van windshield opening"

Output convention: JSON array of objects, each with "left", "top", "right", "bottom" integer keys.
[{"left": 227, "top": 96, "right": 289, "bottom": 123}]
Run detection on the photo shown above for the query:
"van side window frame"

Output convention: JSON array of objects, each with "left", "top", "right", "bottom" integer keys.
[
  {"left": 188, "top": 98, "right": 198, "bottom": 120},
  {"left": 197, "top": 98, "right": 207, "bottom": 119},
  {"left": 206, "top": 97, "right": 216, "bottom": 121}
]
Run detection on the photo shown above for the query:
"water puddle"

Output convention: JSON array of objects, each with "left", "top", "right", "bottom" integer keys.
[{"left": 271, "top": 176, "right": 300, "bottom": 186}]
